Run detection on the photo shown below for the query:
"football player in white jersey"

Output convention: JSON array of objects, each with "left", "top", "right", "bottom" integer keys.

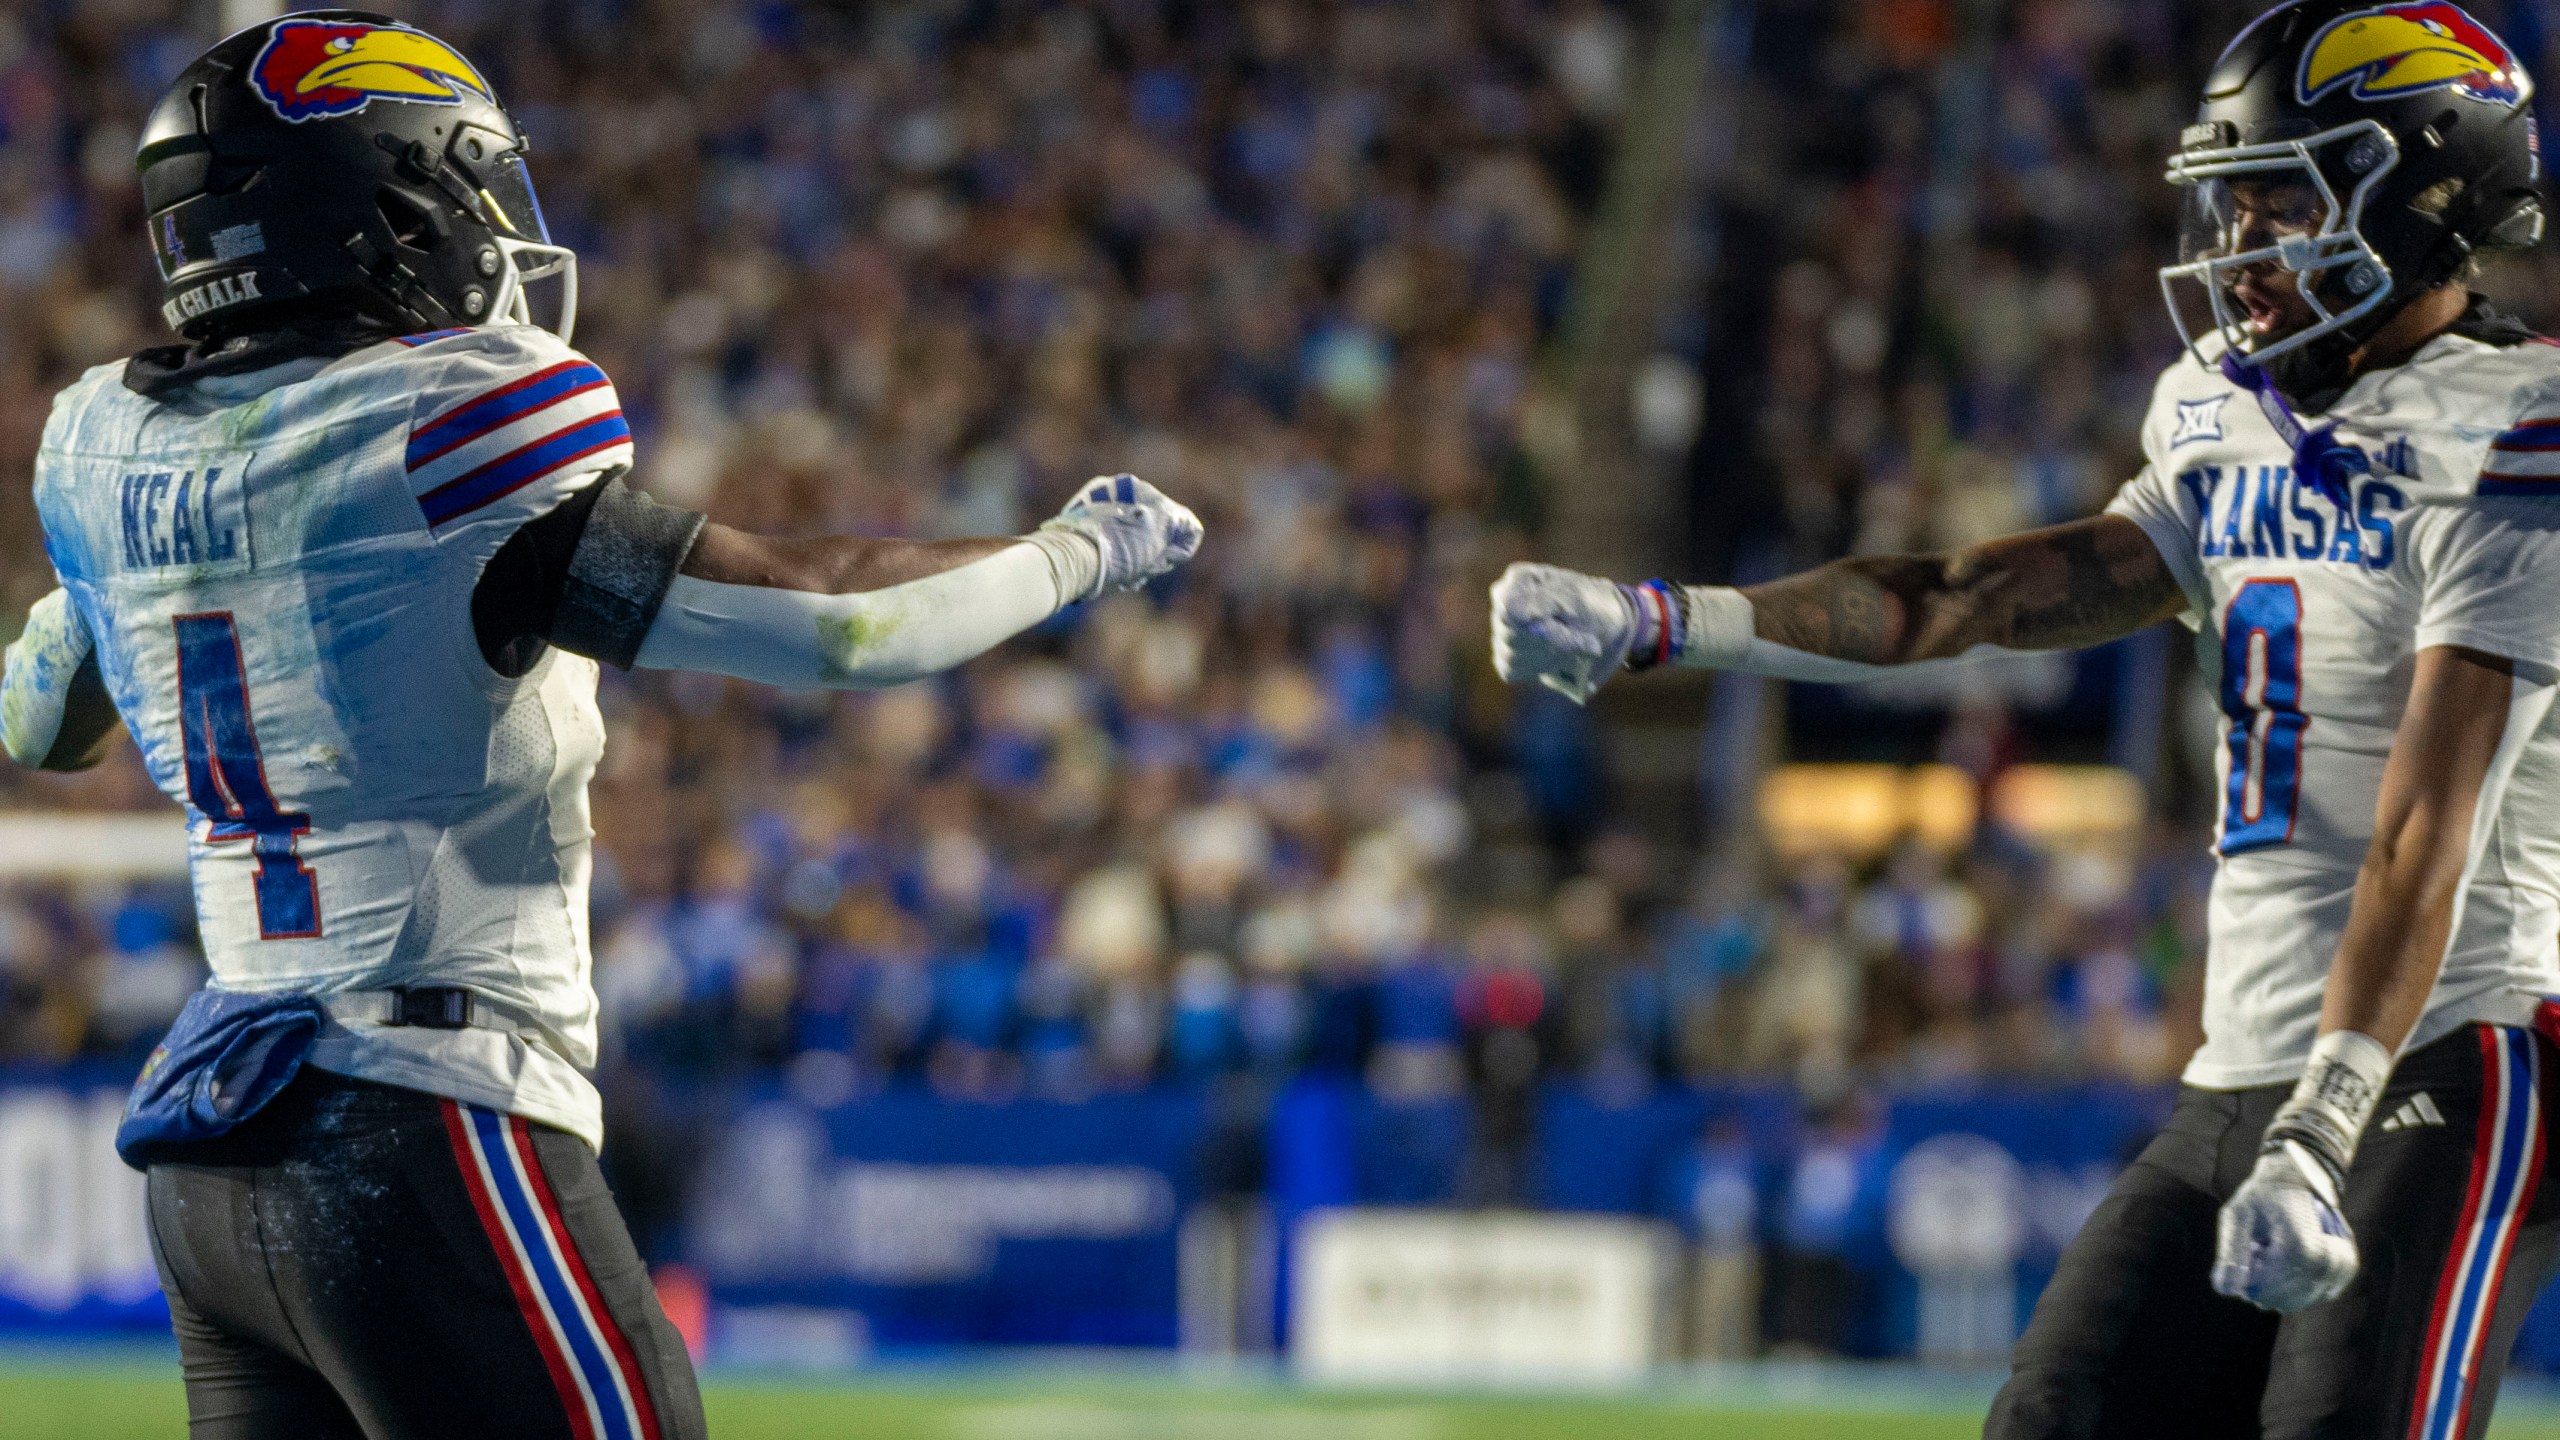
[
  {"left": 1495, "top": 3, "right": 2560, "bottom": 1435},
  {"left": 0, "top": 13, "right": 1198, "bottom": 1439}
]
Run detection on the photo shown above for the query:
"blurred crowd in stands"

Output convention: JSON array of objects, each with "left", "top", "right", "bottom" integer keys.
[{"left": 15, "top": 1, "right": 2560, "bottom": 1226}]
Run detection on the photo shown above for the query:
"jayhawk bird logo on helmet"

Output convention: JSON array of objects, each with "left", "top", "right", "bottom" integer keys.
[
  {"left": 250, "top": 18, "right": 492, "bottom": 123},
  {"left": 2297, "top": 3, "right": 2527, "bottom": 108}
]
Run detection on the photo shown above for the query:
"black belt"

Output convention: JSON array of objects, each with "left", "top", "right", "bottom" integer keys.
[{"left": 381, "top": 986, "right": 477, "bottom": 1030}]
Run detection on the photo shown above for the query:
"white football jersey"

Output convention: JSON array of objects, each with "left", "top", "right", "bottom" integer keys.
[
  {"left": 2110, "top": 331, "right": 2560, "bottom": 1088},
  {"left": 32, "top": 324, "right": 635, "bottom": 1146}
]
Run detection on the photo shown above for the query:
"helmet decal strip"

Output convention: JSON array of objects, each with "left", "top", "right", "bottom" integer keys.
[
  {"left": 251, "top": 19, "right": 493, "bottom": 124},
  {"left": 2297, "top": 3, "right": 2526, "bottom": 109}
]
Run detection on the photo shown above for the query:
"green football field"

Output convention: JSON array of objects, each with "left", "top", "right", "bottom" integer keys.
[{"left": 11, "top": 1348, "right": 2560, "bottom": 1439}]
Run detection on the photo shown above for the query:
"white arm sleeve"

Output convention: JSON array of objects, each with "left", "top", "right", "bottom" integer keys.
[
  {"left": 631, "top": 541, "right": 1066, "bottom": 688},
  {"left": 2, "top": 589, "right": 94, "bottom": 766},
  {"left": 1673, "top": 583, "right": 2026, "bottom": 683}
]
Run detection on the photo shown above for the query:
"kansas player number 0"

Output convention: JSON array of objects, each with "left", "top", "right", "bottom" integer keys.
[{"left": 2219, "top": 579, "right": 2307, "bottom": 855}]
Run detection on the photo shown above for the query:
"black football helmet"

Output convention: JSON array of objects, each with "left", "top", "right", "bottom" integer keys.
[
  {"left": 2160, "top": 0, "right": 2544, "bottom": 395},
  {"left": 135, "top": 11, "right": 574, "bottom": 343}
]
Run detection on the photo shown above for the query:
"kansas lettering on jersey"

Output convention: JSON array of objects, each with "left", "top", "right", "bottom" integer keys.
[
  {"left": 2110, "top": 333, "right": 2560, "bottom": 1089},
  {"left": 2172, "top": 459, "right": 2409, "bottom": 570},
  {"left": 30, "top": 324, "right": 635, "bottom": 1146}
]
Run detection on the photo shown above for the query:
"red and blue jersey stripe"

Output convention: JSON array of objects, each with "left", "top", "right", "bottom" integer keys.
[
  {"left": 405, "top": 351, "right": 628, "bottom": 532},
  {"left": 407, "top": 360, "right": 613, "bottom": 471},
  {"left": 415, "top": 411, "right": 631, "bottom": 527},
  {"left": 2478, "top": 417, "right": 2560, "bottom": 495}
]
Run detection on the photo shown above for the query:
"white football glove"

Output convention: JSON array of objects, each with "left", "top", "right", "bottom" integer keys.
[
  {"left": 2212, "top": 1141, "right": 2359, "bottom": 1312},
  {"left": 1037, "top": 474, "right": 1203, "bottom": 600},
  {"left": 2210, "top": 1030, "right": 2389, "bottom": 1313},
  {"left": 1490, "top": 561, "right": 1641, "bottom": 704}
]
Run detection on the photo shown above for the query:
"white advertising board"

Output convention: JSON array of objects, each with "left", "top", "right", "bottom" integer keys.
[
  {"left": 0, "top": 813, "right": 189, "bottom": 879},
  {"left": 0, "top": 1086, "right": 157, "bottom": 1318},
  {"left": 1291, "top": 1208, "right": 1668, "bottom": 1386}
]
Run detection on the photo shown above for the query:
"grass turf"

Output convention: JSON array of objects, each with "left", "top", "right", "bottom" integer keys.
[{"left": 8, "top": 1357, "right": 2560, "bottom": 1439}]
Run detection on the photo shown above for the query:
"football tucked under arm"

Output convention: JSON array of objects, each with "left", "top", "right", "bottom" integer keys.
[
  {"left": 1, "top": 589, "right": 120, "bottom": 771},
  {"left": 628, "top": 473, "right": 1202, "bottom": 689}
]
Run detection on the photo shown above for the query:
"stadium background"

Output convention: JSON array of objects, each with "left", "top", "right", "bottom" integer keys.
[{"left": 12, "top": 0, "right": 2560, "bottom": 1434}]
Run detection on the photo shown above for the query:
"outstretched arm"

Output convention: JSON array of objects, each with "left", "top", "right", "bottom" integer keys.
[
  {"left": 630, "top": 474, "right": 1202, "bottom": 689},
  {"left": 678, "top": 527, "right": 1020, "bottom": 592},
  {"left": 1490, "top": 513, "right": 2190, "bottom": 701},
  {"left": 1740, "top": 515, "right": 2191, "bottom": 662}
]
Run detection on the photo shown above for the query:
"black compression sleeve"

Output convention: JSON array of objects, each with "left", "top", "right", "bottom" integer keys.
[
  {"left": 554, "top": 480, "right": 707, "bottom": 668},
  {"left": 469, "top": 477, "right": 705, "bottom": 676}
]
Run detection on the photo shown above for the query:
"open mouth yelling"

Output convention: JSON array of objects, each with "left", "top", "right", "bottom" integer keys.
[{"left": 2230, "top": 270, "right": 2310, "bottom": 339}]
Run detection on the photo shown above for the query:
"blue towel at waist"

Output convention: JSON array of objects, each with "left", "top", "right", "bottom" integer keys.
[{"left": 115, "top": 988, "right": 326, "bottom": 1170}]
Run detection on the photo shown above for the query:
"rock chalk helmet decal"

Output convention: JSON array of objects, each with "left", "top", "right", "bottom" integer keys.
[
  {"left": 250, "top": 18, "right": 493, "bottom": 123},
  {"left": 2297, "top": 2, "right": 2527, "bottom": 108}
]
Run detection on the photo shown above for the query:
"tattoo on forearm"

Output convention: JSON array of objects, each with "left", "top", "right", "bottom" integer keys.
[
  {"left": 1741, "top": 516, "right": 2186, "bottom": 662},
  {"left": 2001, "top": 523, "right": 2181, "bottom": 650},
  {"left": 1749, "top": 563, "right": 1912, "bottom": 663}
]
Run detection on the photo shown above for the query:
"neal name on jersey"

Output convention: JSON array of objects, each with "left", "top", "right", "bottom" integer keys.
[{"left": 2111, "top": 331, "right": 2560, "bottom": 1090}]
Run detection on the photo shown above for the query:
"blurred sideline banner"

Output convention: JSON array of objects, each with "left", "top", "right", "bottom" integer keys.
[
  {"left": 684, "top": 1085, "right": 1204, "bottom": 1352},
  {"left": 1291, "top": 1209, "right": 1671, "bottom": 1385},
  {"left": 12, "top": 1066, "right": 2560, "bottom": 1373},
  {"left": 0, "top": 1070, "right": 162, "bottom": 1331},
  {"left": 1869, "top": 1087, "right": 2169, "bottom": 1362},
  {"left": 0, "top": 814, "right": 188, "bottom": 879}
]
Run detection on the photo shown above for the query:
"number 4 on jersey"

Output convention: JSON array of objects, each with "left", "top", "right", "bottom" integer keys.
[
  {"left": 173, "top": 613, "right": 321, "bottom": 939},
  {"left": 2220, "top": 579, "right": 2307, "bottom": 855}
]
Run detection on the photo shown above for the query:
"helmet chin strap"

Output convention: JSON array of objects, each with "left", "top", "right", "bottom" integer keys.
[
  {"left": 2218, "top": 348, "right": 2370, "bottom": 509},
  {"left": 2250, "top": 325, "right": 2361, "bottom": 411}
]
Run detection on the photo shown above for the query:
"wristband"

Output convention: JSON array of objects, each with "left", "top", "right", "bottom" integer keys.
[
  {"left": 2261, "top": 1029, "right": 2393, "bottom": 1200},
  {"left": 1024, "top": 526, "right": 1103, "bottom": 605},
  {"left": 1619, "top": 580, "right": 1685, "bottom": 671},
  {"left": 1674, "top": 584, "right": 1754, "bottom": 669}
]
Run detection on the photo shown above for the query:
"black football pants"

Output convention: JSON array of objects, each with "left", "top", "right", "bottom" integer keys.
[
  {"left": 1987, "top": 1022, "right": 2560, "bottom": 1440},
  {"left": 143, "top": 1068, "right": 707, "bottom": 1440}
]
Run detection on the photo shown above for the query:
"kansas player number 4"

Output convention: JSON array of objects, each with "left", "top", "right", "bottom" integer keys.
[
  {"left": 2219, "top": 579, "right": 2307, "bottom": 854},
  {"left": 172, "top": 612, "right": 321, "bottom": 939}
]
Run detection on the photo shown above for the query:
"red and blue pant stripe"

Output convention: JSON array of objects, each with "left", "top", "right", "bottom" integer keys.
[
  {"left": 2408, "top": 1025, "right": 2544, "bottom": 1440},
  {"left": 443, "top": 1099, "right": 664, "bottom": 1440}
]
